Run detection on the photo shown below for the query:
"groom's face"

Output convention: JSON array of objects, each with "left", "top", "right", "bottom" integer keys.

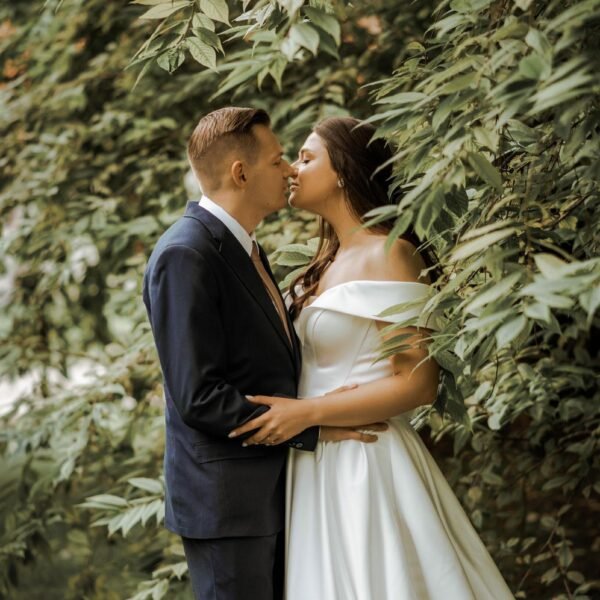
[{"left": 244, "top": 125, "right": 295, "bottom": 214}]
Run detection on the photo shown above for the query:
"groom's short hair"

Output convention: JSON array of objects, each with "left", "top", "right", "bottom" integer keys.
[{"left": 187, "top": 107, "right": 271, "bottom": 190}]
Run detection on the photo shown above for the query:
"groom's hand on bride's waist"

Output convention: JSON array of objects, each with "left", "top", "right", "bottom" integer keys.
[{"left": 318, "top": 423, "right": 388, "bottom": 443}]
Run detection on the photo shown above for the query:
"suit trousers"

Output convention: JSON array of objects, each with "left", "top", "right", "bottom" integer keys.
[{"left": 182, "top": 531, "right": 284, "bottom": 600}]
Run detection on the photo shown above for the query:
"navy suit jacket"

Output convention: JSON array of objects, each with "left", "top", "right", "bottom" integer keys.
[{"left": 143, "top": 202, "right": 318, "bottom": 539}]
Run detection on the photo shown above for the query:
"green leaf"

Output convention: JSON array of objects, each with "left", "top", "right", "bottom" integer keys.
[
  {"left": 82, "top": 494, "right": 129, "bottom": 509},
  {"left": 418, "top": 186, "right": 446, "bottom": 237},
  {"left": 186, "top": 37, "right": 217, "bottom": 69},
  {"left": 362, "top": 204, "right": 397, "bottom": 228},
  {"left": 406, "top": 40, "right": 425, "bottom": 52},
  {"left": 376, "top": 91, "right": 429, "bottom": 105},
  {"left": 211, "top": 61, "right": 265, "bottom": 98},
  {"left": 290, "top": 23, "right": 320, "bottom": 56},
  {"left": 439, "top": 71, "right": 478, "bottom": 94},
  {"left": 487, "top": 412, "right": 503, "bottom": 431},
  {"left": 193, "top": 27, "right": 224, "bottom": 53},
  {"left": 524, "top": 302, "right": 551, "bottom": 323},
  {"left": 268, "top": 57, "right": 287, "bottom": 90},
  {"left": 280, "top": 266, "right": 308, "bottom": 290},
  {"left": 138, "top": 1, "right": 188, "bottom": 19},
  {"left": 519, "top": 53, "right": 551, "bottom": 80},
  {"left": 481, "top": 469, "right": 504, "bottom": 486},
  {"left": 378, "top": 333, "right": 416, "bottom": 353},
  {"left": 525, "top": 28, "right": 552, "bottom": 58},
  {"left": 200, "top": 0, "right": 229, "bottom": 25},
  {"left": 451, "top": 228, "right": 515, "bottom": 261},
  {"left": 273, "top": 243, "right": 316, "bottom": 258},
  {"left": 378, "top": 297, "right": 426, "bottom": 318},
  {"left": 385, "top": 210, "right": 414, "bottom": 253},
  {"left": 276, "top": 251, "right": 313, "bottom": 267},
  {"left": 467, "top": 152, "right": 502, "bottom": 191},
  {"left": 156, "top": 48, "right": 185, "bottom": 73},
  {"left": 465, "top": 271, "right": 522, "bottom": 313},
  {"left": 534, "top": 253, "right": 568, "bottom": 279},
  {"left": 558, "top": 543, "right": 574, "bottom": 569},
  {"left": 495, "top": 315, "right": 527, "bottom": 349},
  {"left": 530, "top": 69, "right": 594, "bottom": 114},
  {"left": 579, "top": 285, "right": 600, "bottom": 322},
  {"left": 316, "top": 28, "right": 340, "bottom": 59},
  {"left": 542, "top": 476, "right": 572, "bottom": 491},
  {"left": 472, "top": 126, "right": 499, "bottom": 152},
  {"left": 129, "top": 477, "right": 163, "bottom": 495},
  {"left": 277, "top": 0, "right": 304, "bottom": 16},
  {"left": 304, "top": 7, "right": 341, "bottom": 45},
  {"left": 531, "top": 293, "right": 574, "bottom": 309},
  {"left": 451, "top": 0, "right": 494, "bottom": 12},
  {"left": 193, "top": 12, "right": 215, "bottom": 31},
  {"left": 492, "top": 18, "right": 529, "bottom": 41},
  {"left": 566, "top": 571, "right": 585, "bottom": 584}
]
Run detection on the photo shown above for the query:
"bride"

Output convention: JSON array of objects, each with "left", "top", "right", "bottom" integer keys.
[{"left": 229, "top": 117, "right": 513, "bottom": 599}]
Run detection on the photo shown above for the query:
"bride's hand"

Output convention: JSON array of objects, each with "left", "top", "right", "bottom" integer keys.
[
  {"left": 229, "top": 385, "right": 359, "bottom": 446},
  {"left": 229, "top": 395, "right": 311, "bottom": 446}
]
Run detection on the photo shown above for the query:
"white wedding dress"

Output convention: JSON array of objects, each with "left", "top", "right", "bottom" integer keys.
[{"left": 285, "top": 281, "right": 513, "bottom": 600}]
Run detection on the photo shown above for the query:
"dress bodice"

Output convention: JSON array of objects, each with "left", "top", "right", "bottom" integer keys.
[{"left": 294, "top": 280, "right": 437, "bottom": 398}]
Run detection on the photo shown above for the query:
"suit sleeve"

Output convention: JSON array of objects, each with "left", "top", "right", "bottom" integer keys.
[
  {"left": 145, "top": 243, "right": 269, "bottom": 438},
  {"left": 144, "top": 243, "right": 318, "bottom": 451}
]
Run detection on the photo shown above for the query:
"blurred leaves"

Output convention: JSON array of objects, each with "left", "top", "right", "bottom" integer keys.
[{"left": 1, "top": 0, "right": 599, "bottom": 598}]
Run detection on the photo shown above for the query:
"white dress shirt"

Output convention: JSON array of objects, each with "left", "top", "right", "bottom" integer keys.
[{"left": 199, "top": 196, "right": 256, "bottom": 256}]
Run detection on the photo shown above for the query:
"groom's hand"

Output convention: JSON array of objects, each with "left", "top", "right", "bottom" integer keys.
[
  {"left": 319, "top": 423, "right": 388, "bottom": 443},
  {"left": 319, "top": 383, "right": 388, "bottom": 443}
]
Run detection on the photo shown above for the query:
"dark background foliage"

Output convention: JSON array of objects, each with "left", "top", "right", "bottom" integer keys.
[{"left": 1, "top": 0, "right": 598, "bottom": 598}]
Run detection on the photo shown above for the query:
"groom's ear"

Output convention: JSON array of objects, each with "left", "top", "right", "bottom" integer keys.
[{"left": 231, "top": 160, "right": 247, "bottom": 187}]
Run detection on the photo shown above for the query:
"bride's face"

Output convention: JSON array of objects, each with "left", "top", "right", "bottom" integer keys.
[{"left": 289, "top": 132, "right": 341, "bottom": 215}]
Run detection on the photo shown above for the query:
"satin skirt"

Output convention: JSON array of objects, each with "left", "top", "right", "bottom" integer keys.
[{"left": 285, "top": 416, "right": 513, "bottom": 600}]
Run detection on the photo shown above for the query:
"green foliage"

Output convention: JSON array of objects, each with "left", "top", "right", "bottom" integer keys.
[{"left": 1, "top": 0, "right": 598, "bottom": 598}]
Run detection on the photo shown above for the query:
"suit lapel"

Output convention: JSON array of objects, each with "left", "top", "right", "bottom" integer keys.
[{"left": 184, "top": 203, "right": 297, "bottom": 370}]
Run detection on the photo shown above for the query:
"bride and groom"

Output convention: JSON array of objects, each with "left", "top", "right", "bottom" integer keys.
[{"left": 142, "top": 107, "right": 512, "bottom": 599}]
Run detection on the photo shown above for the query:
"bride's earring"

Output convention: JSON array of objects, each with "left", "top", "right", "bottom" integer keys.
[{"left": 337, "top": 178, "right": 345, "bottom": 188}]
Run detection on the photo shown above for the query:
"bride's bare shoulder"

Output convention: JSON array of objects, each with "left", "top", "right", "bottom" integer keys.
[{"left": 365, "top": 235, "right": 430, "bottom": 284}]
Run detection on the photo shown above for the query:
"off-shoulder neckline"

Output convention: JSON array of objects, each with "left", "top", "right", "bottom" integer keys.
[
  {"left": 310, "top": 279, "right": 430, "bottom": 302},
  {"left": 296, "top": 279, "right": 436, "bottom": 326}
]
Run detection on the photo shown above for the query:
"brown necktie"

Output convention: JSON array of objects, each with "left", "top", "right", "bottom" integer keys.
[{"left": 251, "top": 242, "right": 292, "bottom": 346}]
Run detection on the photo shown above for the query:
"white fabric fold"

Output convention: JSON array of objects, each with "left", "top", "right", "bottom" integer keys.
[{"left": 302, "top": 280, "right": 441, "bottom": 329}]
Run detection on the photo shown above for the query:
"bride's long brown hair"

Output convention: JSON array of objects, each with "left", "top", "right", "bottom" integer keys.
[{"left": 288, "top": 117, "right": 435, "bottom": 321}]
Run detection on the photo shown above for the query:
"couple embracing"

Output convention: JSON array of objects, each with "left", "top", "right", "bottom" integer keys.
[{"left": 143, "top": 107, "right": 512, "bottom": 600}]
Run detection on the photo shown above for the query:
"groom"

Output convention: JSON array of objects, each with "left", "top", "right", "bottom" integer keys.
[{"left": 143, "top": 107, "right": 381, "bottom": 600}]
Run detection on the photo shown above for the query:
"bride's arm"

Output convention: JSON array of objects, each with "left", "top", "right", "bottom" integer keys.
[
  {"left": 228, "top": 327, "right": 438, "bottom": 445},
  {"left": 307, "top": 326, "right": 438, "bottom": 427}
]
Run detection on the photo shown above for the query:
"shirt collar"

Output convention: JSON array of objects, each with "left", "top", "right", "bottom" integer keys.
[{"left": 199, "top": 196, "right": 256, "bottom": 256}]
